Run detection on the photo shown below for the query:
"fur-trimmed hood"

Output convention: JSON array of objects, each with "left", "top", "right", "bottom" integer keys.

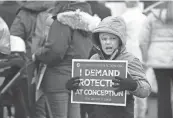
[{"left": 57, "top": 9, "right": 101, "bottom": 32}]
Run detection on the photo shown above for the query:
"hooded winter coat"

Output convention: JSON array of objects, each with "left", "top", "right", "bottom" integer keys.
[
  {"left": 10, "top": 1, "right": 57, "bottom": 59},
  {"left": 34, "top": 2, "right": 101, "bottom": 92},
  {"left": 88, "top": 17, "right": 151, "bottom": 118},
  {"left": 140, "top": 9, "right": 173, "bottom": 68}
]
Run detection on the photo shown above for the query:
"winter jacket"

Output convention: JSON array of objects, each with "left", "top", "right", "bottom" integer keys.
[
  {"left": 10, "top": 1, "right": 57, "bottom": 59},
  {"left": 34, "top": 2, "right": 101, "bottom": 92},
  {"left": 140, "top": 9, "right": 173, "bottom": 68},
  {"left": 88, "top": 16, "right": 151, "bottom": 118}
]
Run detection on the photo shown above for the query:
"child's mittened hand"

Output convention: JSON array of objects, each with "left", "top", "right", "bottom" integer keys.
[
  {"left": 112, "top": 74, "right": 138, "bottom": 93},
  {"left": 66, "top": 76, "right": 80, "bottom": 92}
]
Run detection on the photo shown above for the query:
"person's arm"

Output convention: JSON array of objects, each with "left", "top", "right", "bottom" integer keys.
[
  {"left": 0, "top": 55, "right": 25, "bottom": 69},
  {"left": 10, "top": 10, "right": 27, "bottom": 40},
  {"left": 128, "top": 58, "right": 151, "bottom": 98},
  {"left": 34, "top": 20, "right": 71, "bottom": 66},
  {"left": 139, "top": 16, "right": 152, "bottom": 63}
]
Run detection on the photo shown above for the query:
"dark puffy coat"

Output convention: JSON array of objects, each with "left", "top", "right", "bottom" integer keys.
[{"left": 34, "top": 2, "right": 101, "bottom": 92}]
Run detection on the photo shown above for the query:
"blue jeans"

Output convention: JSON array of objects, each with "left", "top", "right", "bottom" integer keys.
[{"left": 34, "top": 92, "right": 81, "bottom": 118}]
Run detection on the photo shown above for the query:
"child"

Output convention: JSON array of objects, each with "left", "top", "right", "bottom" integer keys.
[{"left": 66, "top": 16, "right": 151, "bottom": 118}]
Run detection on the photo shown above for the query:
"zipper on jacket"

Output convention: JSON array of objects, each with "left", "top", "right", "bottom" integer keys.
[{"left": 93, "top": 45, "right": 105, "bottom": 60}]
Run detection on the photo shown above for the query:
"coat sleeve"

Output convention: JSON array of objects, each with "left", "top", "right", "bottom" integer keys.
[
  {"left": 128, "top": 58, "right": 151, "bottom": 98},
  {"left": 10, "top": 10, "right": 27, "bottom": 40},
  {"left": 10, "top": 9, "right": 37, "bottom": 42},
  {"left": 139, "top": 15, "right": 152, "bottom": 63},
  {"left": 35, "top": 20, "right": 71, "bottom": 66}
]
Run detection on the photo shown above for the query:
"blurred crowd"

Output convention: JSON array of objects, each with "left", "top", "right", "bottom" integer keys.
[{"left": 0, "top": 1, "right": 173, "bottom": 118}]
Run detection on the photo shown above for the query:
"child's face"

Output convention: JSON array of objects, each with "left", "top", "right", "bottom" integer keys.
[{"left": 99, "top": 32, "right": 120, "bottom": 55}]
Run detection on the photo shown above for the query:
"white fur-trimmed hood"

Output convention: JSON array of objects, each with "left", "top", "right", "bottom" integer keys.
[{"left": 57, "top": 9, "right": 101, "bottom": 32}]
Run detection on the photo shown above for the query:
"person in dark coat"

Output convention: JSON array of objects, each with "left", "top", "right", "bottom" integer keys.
[{"left": 32, "top": 2, "right": 101, "bottom": 118}]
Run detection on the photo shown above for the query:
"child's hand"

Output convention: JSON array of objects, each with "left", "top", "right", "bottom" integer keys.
[
  {"left": 66, "top": 76, "right": 80, "bottom": 91},
  {"left": 112, "top": 74, "right": 138, "bottom": 93}
]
